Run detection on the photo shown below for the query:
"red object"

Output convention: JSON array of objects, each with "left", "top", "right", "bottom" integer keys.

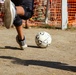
[
  {"left": 50, "top": 0, "right": 52, "bottom": 2},
  {"left": 0, "top": 12, "right": 4, "bottom": 18}
]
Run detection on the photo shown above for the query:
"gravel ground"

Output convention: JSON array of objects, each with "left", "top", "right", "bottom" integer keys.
[{"left": 0, "top": 27, "right": 76, "bottom": 75}]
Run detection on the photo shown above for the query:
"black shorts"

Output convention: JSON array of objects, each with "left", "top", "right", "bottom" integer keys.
[{"left": 11, "top": 0, "right": 34, "bottom": 26}]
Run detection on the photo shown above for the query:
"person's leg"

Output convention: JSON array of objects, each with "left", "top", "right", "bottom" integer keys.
[
  {"left": 13, "top": 8, "right": 27, "bottom": 49},
  {"left": 13, "top": 5, "right": 28, "bottom": 49},
  {"left": 14, "top": 15, "right": 27, "bottom": 50},
  {"left": 15, "top": 24, "right": 24, "bottom": 40},
  {"left": 4, "top": 0, "right": 27, "bottom": 49},
  {"left": 15, "top": 6, "right": 25, "bottom": 40}
]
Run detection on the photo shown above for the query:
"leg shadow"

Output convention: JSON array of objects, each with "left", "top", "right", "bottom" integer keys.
[
  {"left": 0, "top": 46, "right": 21, "bottom": 50},
  {"left": 28, "top": 45, "right": 40, "bottom": 48},
  {"left": 0, "top": 56, "right": 76, "bottom": 72}
]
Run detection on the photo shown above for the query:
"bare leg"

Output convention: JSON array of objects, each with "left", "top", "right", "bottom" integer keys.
[
  {"left": 15, "top": 25, "right": 24, "bottom": 40},
  {"left": 16, "top": 6, "right": 25, "bottom": 16},
  {"left": 15, "top": 6, "right": 25, "bottom": 40}
]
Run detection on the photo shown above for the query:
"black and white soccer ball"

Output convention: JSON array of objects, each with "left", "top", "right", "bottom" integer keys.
[{"left": 35, "top": 31, "right": 52, "bottom": 48}]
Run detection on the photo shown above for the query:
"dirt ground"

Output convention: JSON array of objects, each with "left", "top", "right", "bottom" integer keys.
[{"left": 0, "top": 27, "right": 76, "bottom": 75}]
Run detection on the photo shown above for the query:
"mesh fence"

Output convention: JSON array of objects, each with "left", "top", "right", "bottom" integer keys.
[
  {"left": 0, "top": 2, "right": 4, "bottom": 26},
  {"left": 50, "top": 0, "right": 62, "bottom": 28},
  {"left": 68, "top": 0, "right": 76, "bottom": 27},
  {"left": 0, "top": 0, "right": 76, "bottom": 28}
]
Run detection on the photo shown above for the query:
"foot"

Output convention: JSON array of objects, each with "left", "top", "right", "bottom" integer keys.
[
  {"left": 16, "top": 35, "right": 27, "bottom": 50},
  {"left": 4, "top": 0, "right": 16, "bottom": 29}
]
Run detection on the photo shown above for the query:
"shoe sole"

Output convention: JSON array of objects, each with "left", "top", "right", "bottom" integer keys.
[
  {"left": 4, "top": 0, "right": 13, "bottom": 29},
  {"left": 20, "top": 44, "right": 27, "bottom": 50}
]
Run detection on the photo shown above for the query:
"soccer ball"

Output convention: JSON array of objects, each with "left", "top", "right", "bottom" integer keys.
[{"left": 35, "top": 31, "right": 52, "bottom": 48}]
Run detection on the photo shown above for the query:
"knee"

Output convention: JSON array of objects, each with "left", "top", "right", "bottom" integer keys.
[
  {"left": 22, "top": 11, "right": 34, "bottom": 20},
  {"left": 13, "top": 15, "right": 22, "bottom": 27}
]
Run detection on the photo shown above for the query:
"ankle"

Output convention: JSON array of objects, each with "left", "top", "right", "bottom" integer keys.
[{"left": 17, "top": 35, "right": 25, "bottom": 41}]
